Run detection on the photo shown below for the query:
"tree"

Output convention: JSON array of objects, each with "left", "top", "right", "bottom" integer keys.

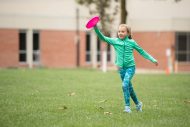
[
  {"left": 120, "top": 0, "right": 127, "bottom": 24},
  {"left": 76, "top": 0, "right": 119, "bottom": 35}
]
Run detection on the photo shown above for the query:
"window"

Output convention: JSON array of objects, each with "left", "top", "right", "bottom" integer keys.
[
  {"left": 176, "top": 32, "right": 190, "bottom": 62},
  {"left": 19, "top": 30, "right": 40, "bottom": 63},
  {"left": 33, "top": 31, "right": 40, "bottom": 64},
  {"left": 97, "top": 38, "right": 101, "bottom": 62},
  {"left": 85, "top": 33, "right": 112, "bottom": 63},
  {"left": 86, "top": 33, "right": 91, "bottom": 62},
  {"left": 19, "top": 30, "right": 26, "bottom": 62}
]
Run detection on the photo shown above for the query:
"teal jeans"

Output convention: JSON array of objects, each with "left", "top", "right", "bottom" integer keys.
[{"left": 118, "top": 66, "right": 139, "bottom": 106}]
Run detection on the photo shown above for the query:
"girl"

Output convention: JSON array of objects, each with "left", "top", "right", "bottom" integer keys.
[{"left": 93, "top": 24, "right": 158, "bottom": 113}]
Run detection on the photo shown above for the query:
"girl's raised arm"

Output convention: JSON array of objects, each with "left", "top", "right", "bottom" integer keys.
[{"left": 94, "top": 26, "right": 115, "bottom": 45}]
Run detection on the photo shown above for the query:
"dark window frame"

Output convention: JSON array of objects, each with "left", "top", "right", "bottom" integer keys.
[
  {"left": 19, "top": 30, "right": 27, "bottom": 63},
  {"left": 33, "top": 30, "right": 40, "bottom": 64},
  {"left": 175, "top": 32, "right": 190, "bottom": 62},
  {"left": 85, "top": 33, "right": 91, "bottom": 62}
]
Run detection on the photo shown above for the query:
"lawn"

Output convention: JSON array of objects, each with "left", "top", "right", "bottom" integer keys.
[{"left": 0, "top": 68, "right": 189, "bottom": 127}]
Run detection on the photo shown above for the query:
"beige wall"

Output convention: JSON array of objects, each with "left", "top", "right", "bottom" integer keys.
[
  {"left": 1, "top": 0, "right": 189, "bottom": 32},
  {"left": 0, "top": 0, "right": 89, "bottom": 31},
  {"left": 127, "top": 0, "right": 190, "bottom": 31}
]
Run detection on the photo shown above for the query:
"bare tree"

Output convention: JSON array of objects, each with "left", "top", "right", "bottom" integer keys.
[
  {"left": 76, "top": 0, "right": 119, "bottom": 35},
  {"left": 120, "top": 0, "right": 127, "bottom": 24}
]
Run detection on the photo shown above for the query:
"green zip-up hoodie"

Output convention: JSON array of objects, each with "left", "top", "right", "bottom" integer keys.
[{"left": 94, "top": 26, "right": 157, "bottom": 68}]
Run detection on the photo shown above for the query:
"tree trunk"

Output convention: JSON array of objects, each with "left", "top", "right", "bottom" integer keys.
[{"left": 120, "top": 0, "right": 127, "bottom": 24}]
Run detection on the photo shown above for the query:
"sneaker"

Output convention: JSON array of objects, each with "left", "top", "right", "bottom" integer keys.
[
  {"left": 136, "top": 102, "right": 143, "bottom": 112},
  {"left": 124, "top": 106, "right": 132, "bottom": 113}
]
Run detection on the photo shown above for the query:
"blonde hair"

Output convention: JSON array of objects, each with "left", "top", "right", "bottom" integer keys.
[{"left": 119, "top": 24, "right": 132, "bottom": 39}]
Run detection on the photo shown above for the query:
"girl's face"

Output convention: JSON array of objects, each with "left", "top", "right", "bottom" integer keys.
[{"left": 118, "top": 26, "right": 128, "bottom": 39}]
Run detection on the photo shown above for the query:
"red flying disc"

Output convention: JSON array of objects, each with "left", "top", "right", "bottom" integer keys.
[{"left": 86, "top": 16, "right": 100, "bottom": 29}]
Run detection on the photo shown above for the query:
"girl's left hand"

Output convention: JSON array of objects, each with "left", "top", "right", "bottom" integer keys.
[{"left": 154, "top": 61, "right": 158, "bottom": 66}]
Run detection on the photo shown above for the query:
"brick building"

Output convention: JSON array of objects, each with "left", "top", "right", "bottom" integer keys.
[{"left": 0, "top": 0, "right": 190, "bottom": 72}]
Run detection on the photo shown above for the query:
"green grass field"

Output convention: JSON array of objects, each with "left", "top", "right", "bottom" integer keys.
[{"left": 0, "top": 68, "right": 190, "bottom": 127}]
